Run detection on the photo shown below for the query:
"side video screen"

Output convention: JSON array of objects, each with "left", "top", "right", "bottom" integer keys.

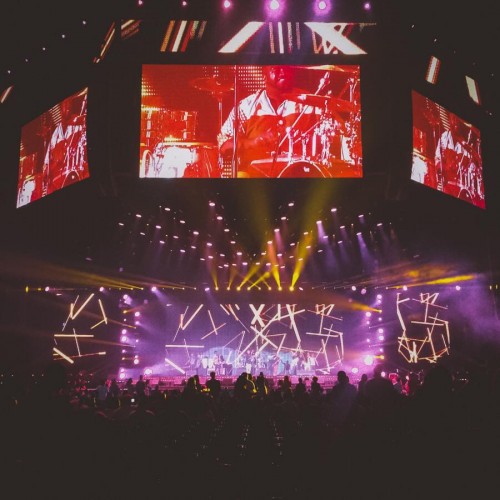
[
  {"left": 411, "top": 91, "right": 485, "bottom": 209},
  {"left": 140, "top": 64, "right": 362, "bottom": 179},
  {"left": 17, "top": 88, "right": 89, "bottom": 208}
]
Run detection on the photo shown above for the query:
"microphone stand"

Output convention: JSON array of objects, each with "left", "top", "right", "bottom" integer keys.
[
  {"left": 231, "top": 66, "right": 239, "bottom": 178},
  {"left": 278, "top": 71, "right": 330, "bottom": 152}
]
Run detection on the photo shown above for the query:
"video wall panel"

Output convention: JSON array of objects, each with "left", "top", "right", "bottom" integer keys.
[
  {"left": 17, "top": 88, "right": 89, "bottom": 208},
  {"left": 411, "top": 90, "right": 485, "bottom": 209},
  {"left": 139, "top": 64, "right": 362, "bottom": 179}
]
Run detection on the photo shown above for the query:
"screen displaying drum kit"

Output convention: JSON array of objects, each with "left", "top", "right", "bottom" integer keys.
[
  {"left": 411, "top": 91, "right": 485, "bottom": 209},
  {"left": 139, "top": 64, "right": 362, "bottom": 179},
  {"left": 17, "top": 89, "right": 89, "bottom": 207}
]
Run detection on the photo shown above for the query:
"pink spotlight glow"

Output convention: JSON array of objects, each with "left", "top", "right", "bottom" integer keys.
[
  {"left": 313, "top": 0, "right": 332, "bottom": 15},
  {"left": 363, "top": 355, "right": 374, "bottom": 366},
  {"left": 223, "top": 0, "right": 232, "bottom": 8},
  {"left": 269, "top": 0, "right": 280, "bottom": 12}
]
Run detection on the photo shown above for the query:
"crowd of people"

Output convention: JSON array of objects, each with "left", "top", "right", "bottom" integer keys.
[{"left": 0, "top": 360, "right": 498, "bottom": 498}]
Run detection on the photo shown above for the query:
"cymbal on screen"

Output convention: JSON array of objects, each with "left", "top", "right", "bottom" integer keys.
[
  {"left": 190, "top": 77, "right": 234, "bottom": 94},
  {"left": 296, "top": 65, "right": 358, "bottom": 74},
  {"left": 290, "top": 93, "right": 356, "bottom": 112}
]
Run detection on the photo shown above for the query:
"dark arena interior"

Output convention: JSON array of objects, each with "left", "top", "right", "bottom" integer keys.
[{"left": 0, "top": 1, "right": 499, "bottom": 498}]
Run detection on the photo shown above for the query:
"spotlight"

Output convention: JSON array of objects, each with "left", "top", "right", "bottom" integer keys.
[
  {"left": 314, "top": 0, "right": 331, "bottom": 15},
  {"left": 223, "top": 0, "right": 232, "bottom": 8},
  {"left": 269, "top": 0, "right": 280, "bottom": 11}
]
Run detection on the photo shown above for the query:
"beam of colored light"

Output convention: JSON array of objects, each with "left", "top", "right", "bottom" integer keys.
[
  {"left": 251, "top": 272, "right": 271, "bottom": 289},
  {"left": 54, "top": 334, "right": 94, "bottom": 337},
  {"left": 234, "top": 331, "right": 260, "bottom": 364},
  {"left": 226, "top": 305, "right": 241, "bottom": 322},
  {"left": 70, "top": 293, "right": 95, "bottom": 320},
  {"left": 238, "top": 262, "right": 263, "bottom": 290},
  {"left": 181, "top": 304, "right": 204, "bottom": 330},
  {"left": 164, "top": 357, "right": 185, "bottom": 374},
  {"left": 98, "top": 299, "right": 108, "bottom": 324},
  {"left": 321, "top": 338, "right": 330, "bottom": 368},
  {"left": 172, "top": 319, "right": 182, "bottom": 342},
  {"left": 306, "top": 332, "right": 341, "bottom": 338},
  {"left": 90, "top": 319, "right": 106, "bottom": 329},
  {"left": 286, "top": 304, "right": 302, "bottom": 345},
  {"left": 201, "top": 322, "right": 227, "bottom": 340},
  {"left": 53, "top": 351, "right": 107, "bottom": 359},
  {"left": 53, "top": 347, "right": 74, "bottom": 364},
  {"left": 223, "top": 331, "right": 245, "bottom": 348},
  {"left": 72, "top": 328, "right": 81, "bottom": 357},
  {"left": 165, "top": 344, "right": 205, "bottom": 348},
  {"left": 251, "top": 326, "right": 279, "bottom": 349},
  {"left": 209, "top": 263, "right": 218, "bottom": 290}
]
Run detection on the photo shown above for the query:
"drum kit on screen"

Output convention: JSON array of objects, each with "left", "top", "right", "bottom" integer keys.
[
  {"left": 141, "top": 77, "right": 230, "bottom": 178},
  {"left": 141, "top": 65, "right": 361, "bottom": 178}
]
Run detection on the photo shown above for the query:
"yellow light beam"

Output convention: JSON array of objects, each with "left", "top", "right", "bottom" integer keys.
[
  {"left": 70, "top": 293, "right": 95, "bottom": 320},
  {"left": 165, "top": 357, "right": 185, "bottom": 374},
  {"left": 98, "top": 299, "right": 108, "bottom": 325},
  {"left": 53, "top": 347, "right": 74, "bottom": 364},
  {"left": 223, "top": 331, "right": 245, "bottom": 348},
  {"left": 90, "top": 319, "right": 106, "bottom": 330},
  {"left": 72, "top": 328, "right": 81, "bottom": 357},
  {"left": 165, "top": 344, "right": 205, "bottom": 348},
  {"left": 181, "top": 304, "right": 204, "bottom": 330},
  {"left": 54, "top": 334, "right": 94, "bottom": 337},
  {"left": 201, "top": 322, "right": 227, "bottom": 340}
]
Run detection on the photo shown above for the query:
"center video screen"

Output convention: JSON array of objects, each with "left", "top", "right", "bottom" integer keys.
[
  {"left": 139, "top": 64, "right": 362, "bottom": 179},
  {"left": 411, "top": 90, "right": 485, "bottom": 209},
  {"left": 17, "top": 88, "right": 89, "bottom": 208}
]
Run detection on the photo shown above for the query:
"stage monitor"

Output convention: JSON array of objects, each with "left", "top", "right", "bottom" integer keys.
[
  {"left": 139, "top": 64, "right": 362, "bottom": 179},
  {"left": 411, "top": 91, "right": 485, "bottom": 209},
  {"left": 17, "top": 88, "right": 89, "bottom": 208}
]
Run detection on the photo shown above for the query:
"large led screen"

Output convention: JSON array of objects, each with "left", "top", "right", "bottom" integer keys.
[
  {"left": 140, "top": 64, "right": 362, "bottom": 179},
  {"left": 411, "top": 91, "right": 485, "bottom": 209},
  {"left": 17, "top": 88, "right": 89, "bottom": 207}
]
